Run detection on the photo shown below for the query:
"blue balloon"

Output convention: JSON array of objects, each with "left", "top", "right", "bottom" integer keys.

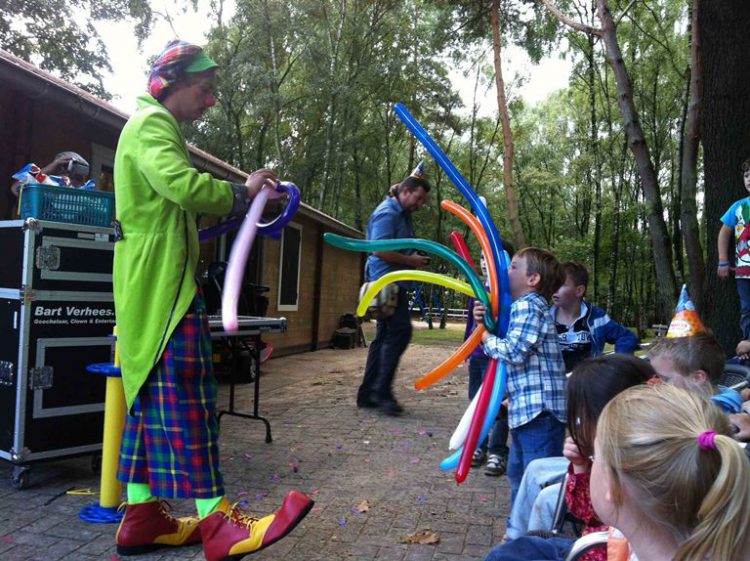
[
  {"left": 199, "top": 182, "right": 300, "bottom": 242},
  {"left": 393, "top": 103, "right": 511, "bottom": 337}
]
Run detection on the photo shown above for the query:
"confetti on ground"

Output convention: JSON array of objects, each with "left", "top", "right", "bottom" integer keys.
[
  {"left": 410, "top": 457, "right": 420, "bottom": 464},
  {"left": 269, "top": 474, "right": 281, "bottom": 482},
  {"left": 311, "top": 507, "right": 323, "bottom": 513},
  {"left": 289, "top": 462, "right": 299, "bottom": 473},
  {"left": 312, "top": 488, "right": 320, "bottom": 495},
  {"left": 416, "top": 496, "right": 427, "bottom": 504},
  {"left": 338, "top": 519, "right": 347, "bottom": 526},
  {"left": 387, "top": 468, "right": 396, "bottom": 477},
  {"left": 244, "top": 453, "right": 253, "bottom": 459},
  {"left": 236, "top": 491, "right": 248, "bottom": 498},
  {"left": 239, "top": 500, "right": 249, "bottom": 508},
  {"left": 401, "top": 530, "right": 440, "bottom": 545},
  {"left": 0, "top": 536, "right": 15, "bottom": 543},
  {"left": 255, "top": 492, "right": 268, "bottom": 501},
  {"left": 336, "top": 444, "right": 343, "bottom": 450}
]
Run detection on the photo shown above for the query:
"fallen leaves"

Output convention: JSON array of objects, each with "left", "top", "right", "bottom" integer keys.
[
  {"left": 400, "top": 530, "right": 440, "bottom": 545},
  {"left": 353, "top": 499, "right": 370, "bottom": 513}
]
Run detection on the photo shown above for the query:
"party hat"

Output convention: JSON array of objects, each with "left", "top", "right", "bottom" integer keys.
[
  {"left": 666, "top": 284, "right": 705, "bottom": 337},
  {"left": 410, "top": 160, "right": 425, "bottom": 179}
]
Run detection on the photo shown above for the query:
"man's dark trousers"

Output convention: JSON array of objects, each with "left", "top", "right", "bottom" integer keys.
[{"left": 358, "top": 286, "right": 412, "bottom": 402}]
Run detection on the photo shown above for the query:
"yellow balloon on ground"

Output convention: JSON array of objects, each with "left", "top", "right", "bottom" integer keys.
[{"left": 357, "top": 271, "right": 475, "bottom": 317}]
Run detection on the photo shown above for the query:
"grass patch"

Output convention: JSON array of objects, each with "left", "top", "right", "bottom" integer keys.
[
  {"left": 362, "top": 321, "right": 656, "bottom": 353},
  {"left": 361, "top": 320, "right": 467, "bottom": 347},
  {"left": 410, "top": 326, "right": 467, "bottom": 347}
]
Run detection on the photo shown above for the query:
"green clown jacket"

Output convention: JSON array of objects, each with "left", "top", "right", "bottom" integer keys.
[{"left": 113, "top": 94, "right": 241, "bottom": 410}]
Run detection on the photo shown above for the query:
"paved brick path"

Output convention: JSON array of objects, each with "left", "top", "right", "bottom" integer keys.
[{"left": 0, "top": 344, "right": 509, "bottom": 560}]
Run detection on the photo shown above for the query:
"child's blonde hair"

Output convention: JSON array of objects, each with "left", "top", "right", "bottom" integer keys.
[
  {"left": 515, "top": 247, "right": 565, "bottom": 300},
  {"left": 597, "top": 384, "right": 750, "bottom": 561}
]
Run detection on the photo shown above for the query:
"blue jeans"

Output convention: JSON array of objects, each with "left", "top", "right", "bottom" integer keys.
[
  {"left": 738, "top": 278, "right": 750, "bottom": 340},
  {"left": 485, "top": 536, "right": 573, "bottom": 561},
  {"left": 468, "top": 355, "right": 509, "bottom": 457},
  {"left": 359, "top": 286, "right": 412, "bottom": 402},
  {"left": 507, "top": 412, "right": 566, "bottom": 509},
  {"left": 506, "top": 456, "right": 568, "bottom": 540}
]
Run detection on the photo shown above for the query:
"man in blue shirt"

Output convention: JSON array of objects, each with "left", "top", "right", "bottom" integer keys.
[{"left": 357, "top": 169, "right": 431, "bottom": 415}]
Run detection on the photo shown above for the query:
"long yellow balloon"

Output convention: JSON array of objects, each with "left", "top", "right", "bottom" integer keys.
[
  {"left": 354, "top": 269, "right": 485, "bottom": 390},
  {"left": 356, "top": 270, "right": 475, "bottom": 317}
]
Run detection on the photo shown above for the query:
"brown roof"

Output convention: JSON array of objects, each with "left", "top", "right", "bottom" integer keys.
[{"left": 0, "top": 48, "right": 361, "bottom": 237}]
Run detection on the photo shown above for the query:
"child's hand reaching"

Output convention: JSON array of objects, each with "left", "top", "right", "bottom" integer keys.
[
  {"left": 473, "top": 301, "right": 487, "bottom": 323},
  {"left": 563, "top": 436, "right": 590, "bottom": 474},
  {"left": 736, "top": 340, "right": 750, "bottom": 359}
]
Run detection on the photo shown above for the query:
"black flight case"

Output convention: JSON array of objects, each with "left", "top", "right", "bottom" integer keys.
[{"left": 0, "top": 218, "right": 116, "bottom": 488}]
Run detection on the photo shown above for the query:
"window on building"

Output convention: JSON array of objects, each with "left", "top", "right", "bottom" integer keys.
[{"left": 277, "top": 223, "right": 302, "bottom": 311}]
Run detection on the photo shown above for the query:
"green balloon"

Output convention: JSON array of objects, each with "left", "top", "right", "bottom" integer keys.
[{"left": 324, "top": 233, "right": 495, "bottom": 332}]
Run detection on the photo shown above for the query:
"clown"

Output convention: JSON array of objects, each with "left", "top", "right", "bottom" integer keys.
[{"left": 112, "top": 40, "right": 312, "bottom": 561}]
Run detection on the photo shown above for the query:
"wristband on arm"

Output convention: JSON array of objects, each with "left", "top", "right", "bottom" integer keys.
[{"left": 719, "top": 261, "right": 731, "bottom": 267}]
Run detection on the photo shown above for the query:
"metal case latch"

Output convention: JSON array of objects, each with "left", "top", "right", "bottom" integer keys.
[
  {"left": 36, "top": 246, "right": 61, "bottom": 271},
  {"left": 0, "top": 361, "right": 14, "bottom": 386},
  {"left": 29, "top": 366, "right": 53, "bottom": 390}
]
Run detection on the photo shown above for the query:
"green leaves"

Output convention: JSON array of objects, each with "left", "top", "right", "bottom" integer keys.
[{"left": 0, "top": 0, "right": 153, "bottom": 99}]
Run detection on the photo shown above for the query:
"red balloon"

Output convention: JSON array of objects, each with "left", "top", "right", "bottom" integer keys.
[
  {"left": 455, "top": 358, "right": 498, "bottom": 483},
  {"left": 449, "top": 230, "right": 478, "bottom": 273}
]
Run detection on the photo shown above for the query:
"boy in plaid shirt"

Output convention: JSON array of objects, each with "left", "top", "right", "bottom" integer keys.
[{"left": 473, "top": 247, "right": 567, "bottom": 509}]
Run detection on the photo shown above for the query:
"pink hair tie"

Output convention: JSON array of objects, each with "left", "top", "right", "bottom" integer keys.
[{"left": 698, "top": 430, "right": 717, "bottom": 451}]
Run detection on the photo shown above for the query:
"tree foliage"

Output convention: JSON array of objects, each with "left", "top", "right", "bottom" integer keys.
[
  {"left": 0, "top": 0, "right": 153, "bottom": 98},
  {"left": 180, "top": 0, "right": 712, "bottom": 328},
  {"left": 15, "top": 0, "right": 733, "bottom": 330}
]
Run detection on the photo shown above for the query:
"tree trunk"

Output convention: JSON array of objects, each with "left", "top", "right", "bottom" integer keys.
[
  {"left": 587, "top": 17, "right": 602, "bottom": 303},
  {"left": 681, "top": 0, "right": 707, "bottom": 313},
  {"left": 262, "top": 0, "right": 283, "bottom": 164},
  {"left": 700, "top": 1, "right": 750, "bottom": 351},
  {"left": 674, "top": 66, "right": 689, "bottom": 285},
  {"left": 491, "top": 0, "right": 525, "bottom": 248},
  {"left": 596, "top": 0, "right": 677, "bottom": 320}
]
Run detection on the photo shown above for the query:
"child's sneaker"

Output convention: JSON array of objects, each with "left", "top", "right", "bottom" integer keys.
[
  {"left": 471, "top": 449, "right": 486, "bottom": 468},
  {"left": 484, "top": 454, "right": 507, "bottom": 476}
]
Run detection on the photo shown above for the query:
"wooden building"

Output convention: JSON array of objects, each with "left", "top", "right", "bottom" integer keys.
[{"left": 0, "top": 49, "right": 364, "bottom": 356}]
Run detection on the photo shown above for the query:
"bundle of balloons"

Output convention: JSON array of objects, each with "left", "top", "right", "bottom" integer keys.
[
  {"left": 324, "top": 103, "right": 513, "bottom": 483},
  {"left": 199, "top": 180, "right": 301, "bottom": 333}
]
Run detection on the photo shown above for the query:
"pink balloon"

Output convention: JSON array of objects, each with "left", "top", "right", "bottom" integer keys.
[{"left": 222, "top": 185, "right": 282, "bottom": 332}]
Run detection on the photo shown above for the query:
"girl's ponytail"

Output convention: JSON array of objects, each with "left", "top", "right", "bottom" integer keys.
[{"left": 673, "top": 433, "right": 750, "bottom": 561}]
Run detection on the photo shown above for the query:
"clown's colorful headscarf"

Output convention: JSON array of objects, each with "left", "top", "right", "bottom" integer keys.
[{"left": 147, "top": 40, "right": 206, "bottom": 100}]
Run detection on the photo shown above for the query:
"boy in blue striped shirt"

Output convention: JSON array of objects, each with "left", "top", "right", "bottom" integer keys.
[{"left": 473, "top": 247, "right": 567, "bottom": 508}]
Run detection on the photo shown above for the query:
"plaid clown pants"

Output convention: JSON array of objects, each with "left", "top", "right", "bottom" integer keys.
[{"left": 117, "top": 294, "right": 224, "bottom": 498}]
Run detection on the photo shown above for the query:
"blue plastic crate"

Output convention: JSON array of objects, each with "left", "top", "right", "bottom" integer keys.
[{"left": 20, "top": 183, "right": 115, "bottom": 227}]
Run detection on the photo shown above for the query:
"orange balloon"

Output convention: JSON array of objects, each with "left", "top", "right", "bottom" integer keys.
[
  {"left": 414, "top": 324, "right": 485, "bottom": 390},
  {"left": 441, "top": 200, "right": 500, "bottom": 319}
]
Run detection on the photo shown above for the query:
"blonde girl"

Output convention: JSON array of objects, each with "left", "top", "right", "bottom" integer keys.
[{"left": 592, "top": 384, "right": 750, "bottom": 561}]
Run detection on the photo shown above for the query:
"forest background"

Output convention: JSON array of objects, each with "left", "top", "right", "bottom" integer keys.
[{"left": 3, "top": 0, "right": 749, "bottom": 351}]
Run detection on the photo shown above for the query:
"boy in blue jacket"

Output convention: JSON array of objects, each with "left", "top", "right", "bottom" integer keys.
[{"left": 550, "top": 261, "right": 639, "bottom": 372}]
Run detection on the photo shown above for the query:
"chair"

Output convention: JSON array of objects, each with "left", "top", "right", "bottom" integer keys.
[
  {"left": 720, "top": 363, "right": 750, "bottom": 391},
  {"left": 550, "top": 472, "right": 583, "bottom": 538},
  {"left": 563, "top": 531, "right": 609, "bottom": 561}
]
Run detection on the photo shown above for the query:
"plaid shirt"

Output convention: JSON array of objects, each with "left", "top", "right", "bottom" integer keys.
[{"left": 482, "top": 291, "right": 567, "bottom": 429}]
